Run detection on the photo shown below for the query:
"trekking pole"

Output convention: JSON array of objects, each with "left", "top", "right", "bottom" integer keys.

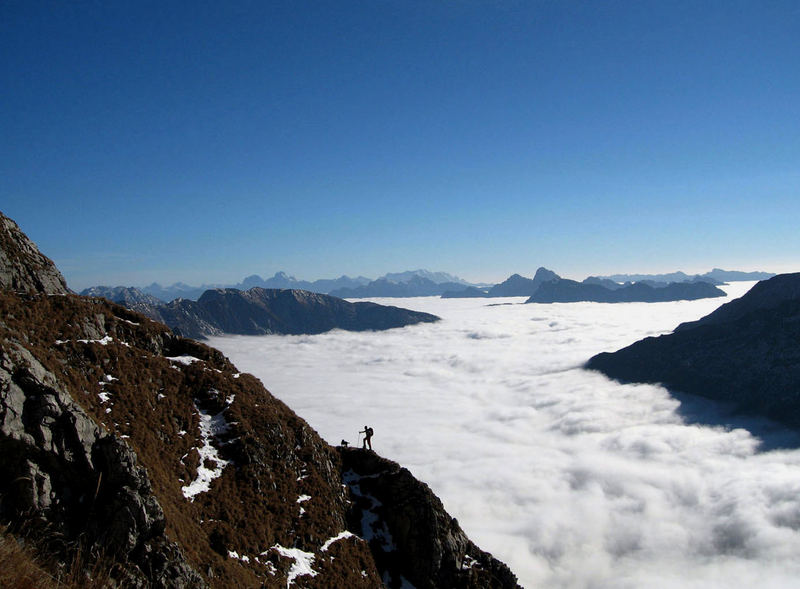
[{"left": 357, "top": 432, "right": 362, "bottom": 448}]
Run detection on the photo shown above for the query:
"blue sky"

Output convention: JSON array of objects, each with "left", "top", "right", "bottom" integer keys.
[{"left": 2, "top": 1, "right": 798, "bottom": 290}]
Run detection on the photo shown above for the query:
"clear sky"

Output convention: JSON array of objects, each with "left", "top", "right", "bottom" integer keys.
[{"left": 2, "top": 0, "right": 798, "bottom": 290}]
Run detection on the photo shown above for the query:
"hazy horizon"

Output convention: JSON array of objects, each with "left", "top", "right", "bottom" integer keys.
[{"left": 66, "top": 263, "right": 792, "bottom": 293}]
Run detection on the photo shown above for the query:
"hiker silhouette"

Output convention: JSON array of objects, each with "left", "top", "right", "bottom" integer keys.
[{"left": 360, "top": 425, "right": 374, "bottom": 450}]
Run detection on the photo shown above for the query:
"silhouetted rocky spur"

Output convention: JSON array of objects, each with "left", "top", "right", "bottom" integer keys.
[
  {"left": 340, "top": 448, "right": 521, "bottom": 589},
  {"left": 587, "top": 273, "right": 800, "bottom": 427}
]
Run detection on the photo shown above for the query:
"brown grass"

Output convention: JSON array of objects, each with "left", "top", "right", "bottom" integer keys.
[
  {"left": 0, "top": 524, "right": 123, "bottom": 589},
  {"left": 0, "top": 525, "right": 57, "bottom": 589},
  {"left": 1, "top": 291, "right": 383, "bottom": 587}
]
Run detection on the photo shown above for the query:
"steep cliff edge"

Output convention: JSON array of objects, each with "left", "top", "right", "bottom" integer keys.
[
  {"left": 341, "top": 449, "right": 521, "bottom": 589},
  {"left": 1, "top": 211, "right": 519, "bottom": 588},
  {"left": 587, "top": 274, "right": 800, "bottom": 427}
]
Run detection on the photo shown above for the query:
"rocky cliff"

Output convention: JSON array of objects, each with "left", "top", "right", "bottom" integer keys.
[
  {"left": 0, "top": 212, "right": 519, "bottom": 588},
  {"left": 587, "top": 274, "right": 800, "bottom": 427}
]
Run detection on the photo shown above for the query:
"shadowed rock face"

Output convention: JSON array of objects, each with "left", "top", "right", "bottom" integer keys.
[
  {"left": 341, "top": 448, "right": 521, "bottom": 589},
  {"left": 0, "top": 212, "right": 70, "bottom": 294},
  {"left": 587, "top": 273, "right": 800, "bottom": 427}
]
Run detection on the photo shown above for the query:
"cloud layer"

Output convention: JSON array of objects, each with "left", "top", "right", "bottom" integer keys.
[{"left": 208, "top": 282, "right": 800, "bottom": 588}]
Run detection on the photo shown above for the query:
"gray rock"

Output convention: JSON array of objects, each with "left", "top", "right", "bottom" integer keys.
[
  {"left": 0, "top": 340, "right": 205, "bottom": 587},
  {"left": 0, "top": 212, "right": 70, "bottom": 294}
]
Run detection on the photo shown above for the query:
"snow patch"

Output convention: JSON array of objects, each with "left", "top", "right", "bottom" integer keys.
[
  {"left": 167, "top": 355, "right": 202, "bottom": 365},
  {"left": 321, "top": 531, "right": 355, "bottom": 552},
  {"left": 228, "top": 550, "right": 251, "bottom": 563},
  {"left": 265, "top": 545, "right": 317, "bottom": 587},
  {"left": 181, "top": 402, "right": 231, "bottom": 500},
  {"left": 78, "top": 335, "right": 114, "bottom": 346},
  {"left": 462, "top": 554, "right": 480, "bottom": 570}
]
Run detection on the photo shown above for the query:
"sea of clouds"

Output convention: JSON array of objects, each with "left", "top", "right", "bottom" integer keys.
[{"left": 208, "top": 281, "right": 800, "bottom": 589}]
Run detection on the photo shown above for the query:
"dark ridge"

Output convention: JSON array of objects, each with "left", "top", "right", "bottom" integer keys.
[
  {"left": 528, "top": 278, "right": 726, "bottom": 303},
  {"left": 587, "top": 274, "right": 800, "bottom": 428}
]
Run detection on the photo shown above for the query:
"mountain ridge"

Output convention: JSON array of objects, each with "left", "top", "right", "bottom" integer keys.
[
  {"left": 83, "top": 285, "right": 440, "bottom": 339},
  {"left": 528, "top": 278, "right": 727, "bottom": 304}
]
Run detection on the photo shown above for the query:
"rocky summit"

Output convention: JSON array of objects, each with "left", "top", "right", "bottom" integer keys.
[
  {"left": 587, "top": 273, "right": 800, "bottom": 427},
  {"left": 0, "top": 211, "right": 519, "bottom": 588}
]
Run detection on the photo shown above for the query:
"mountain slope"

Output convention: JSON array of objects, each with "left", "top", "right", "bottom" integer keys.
[
  {"left": 0, "top": 211, "right": 519, "bottom": 588},
  {"left": 586, "top": 274, "right": 800, "bottom": 427}
]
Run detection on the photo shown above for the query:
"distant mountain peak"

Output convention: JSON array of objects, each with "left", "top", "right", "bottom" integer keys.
[{"left": 380, "top": 269, "right": 469, "bottom": 285}]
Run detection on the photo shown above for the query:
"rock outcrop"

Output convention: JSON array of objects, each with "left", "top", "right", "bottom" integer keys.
[
  {"left": 341, "top": 449, "right": 520, "bottom": 589},
  {"left": 1, "top": 211, "right": 518, "bottom": 587},
  {"left": 587, "top": 273, "right": 800, "bottom": 427},
  {"left": 0, "top": 213, "right": 70, "bottom": 294},
  {"left": 0, "top": 330, "right": 204, "bottom": 587}
]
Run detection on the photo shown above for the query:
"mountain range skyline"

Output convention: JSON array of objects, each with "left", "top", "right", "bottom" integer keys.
[{"left": 81, "top": 266, "right": 775, "bottom": 303}]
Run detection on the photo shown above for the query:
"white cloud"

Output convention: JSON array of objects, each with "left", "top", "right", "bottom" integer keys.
[{"left": 208, "top": 282, "right": 800, "bottom": 588}]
